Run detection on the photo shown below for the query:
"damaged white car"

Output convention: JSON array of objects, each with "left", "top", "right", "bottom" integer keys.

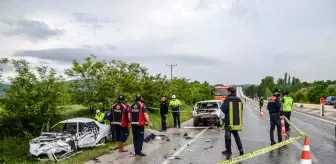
[
  {"left": 192, "top": 100, "right": 224, "bottom": 127},
  {"left": 29, "top": 117, "right": 111, "bottom": 161}
]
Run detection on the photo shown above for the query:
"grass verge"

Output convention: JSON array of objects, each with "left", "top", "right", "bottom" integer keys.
[{"left": 0, "top": 104, "right": 193, "bottom": 164}]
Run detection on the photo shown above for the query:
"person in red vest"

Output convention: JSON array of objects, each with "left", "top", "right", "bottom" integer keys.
[
  {"left": 320, "top": 96, "right": 326, "bottom": 116},
  {"left": 111, "top": 95, "right": 130, "bottom": 152},
  {"left": 129, "top": 94, "right": 153, "bottom": 157}
]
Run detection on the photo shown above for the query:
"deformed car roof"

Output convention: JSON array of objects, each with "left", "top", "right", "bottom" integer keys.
[
  {"left": 59, "top": 117, "right": 96, "bottom": 123},
  {"left": 196, "top": 100, "right": 222, "bottom": 103}
]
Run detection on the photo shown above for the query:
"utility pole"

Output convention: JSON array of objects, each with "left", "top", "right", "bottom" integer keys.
[{"left": 166, "top": 64, "right": 177, "bottom": 80}]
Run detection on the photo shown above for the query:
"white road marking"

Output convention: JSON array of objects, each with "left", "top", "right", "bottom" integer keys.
[
  {"left": 293, "top": 111, "right": 336, "bottom": 125},
  {"left": 160, "top": 128, "right": 208, "bottom": 164}
]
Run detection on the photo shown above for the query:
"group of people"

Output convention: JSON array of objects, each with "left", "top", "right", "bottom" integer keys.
[
  {"left": 260, "top": 89, "right": 294, "bottom": 145},
  {"left": 93, "top": 94, "right": 182, "bottom": 157}
]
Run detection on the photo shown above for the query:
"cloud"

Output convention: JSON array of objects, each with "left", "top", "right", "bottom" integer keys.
[
  {"left": 0, "top": 0, "right": 335, "bottom": 84},
  {"left": 1, "top": 19, "right": 63, "bottom": 41}
]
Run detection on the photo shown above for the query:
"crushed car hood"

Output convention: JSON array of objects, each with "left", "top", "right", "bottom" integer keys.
[
  {"left": 196, "top": 108, "right": 217, "bottom": 113},
  {"left": 29, "top": 133, "right": 73, "bottom": 156}
]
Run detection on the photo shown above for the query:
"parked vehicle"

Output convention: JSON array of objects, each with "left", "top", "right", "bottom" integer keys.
[
  {"left": 326, "top": 96, "right": 336, "bottom": 105},
  {"left": 192, "top": 100, "right": 224, "bottom": 127},
  {"left": 29, "top": 117, "right": 111, "bottom": 161}
]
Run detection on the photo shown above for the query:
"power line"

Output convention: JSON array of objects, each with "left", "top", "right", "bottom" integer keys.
[{"left": 166, "top": 64, "right": 177, "bottom": 81}]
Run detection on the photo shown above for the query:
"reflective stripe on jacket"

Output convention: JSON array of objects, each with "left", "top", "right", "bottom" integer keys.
[
  {"left": 95, "top": 113, "right": 105, "bottom": 123},
  {"left": 282, "top": 96, "right": 293, "bottom": 112},
  {"left": 169, "top": 99, "right": 181, "bottom": 112}
]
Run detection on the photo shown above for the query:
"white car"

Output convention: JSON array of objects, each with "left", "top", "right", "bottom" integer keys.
[
  {"left": 192, "top": 100, "right": 224, "bottom": 127},
  {"left": 29, "top": 117, "right": 111, "bottom": 161}
]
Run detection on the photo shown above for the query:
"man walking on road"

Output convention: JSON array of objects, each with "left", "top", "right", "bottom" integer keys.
[
  {"left": 220, "top": 87, "right": 244, "bottom": 159},
  {"left": 129, "top": 94, "right": 153, "bottom": 157},
  {"left": 111, "top": 95, "right": 130, "bottom": 152},
  {"left": 169, "top": 95, "right": 182, "bottom": 128},
  {"left": 160, "top": 95, "right": 169, "bottom": 132},
  {"left": 281, "top": 92, "right": 293, "bottom": 132},
  {"left": 267, "top": 89, "right": 282, "bottom": 145},
  {"left": 259, "top": 97, "right": 264, "bottom": 112},
  {"left": 320, "top": 96, "right": 326, "bottom": 116}
]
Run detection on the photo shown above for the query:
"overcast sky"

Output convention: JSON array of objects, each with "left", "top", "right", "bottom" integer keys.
[{"left": 0, "top": 0, "right": 335, "bottom": 84}]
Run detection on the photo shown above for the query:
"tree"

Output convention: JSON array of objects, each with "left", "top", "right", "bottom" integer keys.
[
  {"left": 0, "top": 58, "right": 9, "bottom": 83},
  {"left": 287, "top": 74, "right": 291, "bottom": 85}
]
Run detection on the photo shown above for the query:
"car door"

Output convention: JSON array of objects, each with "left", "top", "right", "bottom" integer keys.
[{"left": 77, "top": 122, "right": 96, "bottom": 148}]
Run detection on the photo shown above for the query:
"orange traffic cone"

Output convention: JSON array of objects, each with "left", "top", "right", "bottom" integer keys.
[
  {"left": 300, "top": 136, "right": 312, "bottom": 164},
  {"left": 281, "top": 115, "right": 287, "bottom": 137},
  {"left": 260, "top": 108, "right": 264, "bottom": 117}
]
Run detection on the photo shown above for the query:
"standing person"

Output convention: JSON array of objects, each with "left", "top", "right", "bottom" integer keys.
[
  {"left": 259, "top": 97, "right": 264, "bottom": 112},
  {"left": 281, "top": 91, "right": 293, "bottom": 132},
  {"left": 111, "top": 95, "right": 130, "bottom": 152},
  {"left": 160, "top": 95, "right": 169, "bottom": 132},
  {"left": 320, "top": 96, "right": 326, "bottom": 116},
  {"left": 94, "top": 110, "right": 105, "bottom": 124},
  {"left": 106, "top": 111, "right": 116, "bottom": 141},
  {"left": 129, "top": 94, "right": 153, "bottom": 157},
  {"left": 220, "top": 87, "right": 244, "bottom": 159},
  {"left": 267, "top": 89, "right": 282, "bottom": 145},
  {"left": 169, "top": 95, "right": 182, "bottom": 128}
]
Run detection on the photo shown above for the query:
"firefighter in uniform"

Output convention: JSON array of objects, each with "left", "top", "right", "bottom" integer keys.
[
  {"left": 281, "top": 91, "right": 293, "bottom": 132},
  {"left": 220, "top": 87, "right": 244, "bottom": 159},
  {"left": 129, "top": 94, "right": 153, "bottom": 156},
  {"left": 169, "top": 95, "right": 182, "bottom": 128},
  {"left": 95, "top": 110, "right": 105, "bottom": 124},
  {"left": 267, "top": 89, "right": 282, "bottom": 145},
  {"left": 111, "top": 95, "right": 130, "bottom": 152}
]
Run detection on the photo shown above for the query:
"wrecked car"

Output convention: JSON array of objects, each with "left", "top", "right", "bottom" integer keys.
[
  {"left": 192, "top": 100, "right": 224, "bottom": 127},
  {"left": 29, "top": 117, "right": 111, "bottom": 161}
]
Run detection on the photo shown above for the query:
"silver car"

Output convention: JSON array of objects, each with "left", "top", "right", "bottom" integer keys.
[
  {"left": 29, "top": 117, "right": 111, "bottom": 161},
  {"left": 192, "top": 100, "right": 224, "bottom": 127}
]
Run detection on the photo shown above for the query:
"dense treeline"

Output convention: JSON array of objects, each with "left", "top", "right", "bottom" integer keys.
[
  {"left": 0, "top": 55, "right": 213, "bottom": 138},
  {"left": 243, "top": 72, "right": 336, "bottom": 104}
]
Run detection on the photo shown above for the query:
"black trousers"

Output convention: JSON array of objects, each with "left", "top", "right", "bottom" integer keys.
[
  {"left": 225, "top": 126, "right": 243, "bottom": 152},
  {"left": 270, "top": 114, "right": 282, "bottom": 143},
  {"left": 172, "top": 112, "right": 181, "bottom": 127},
  {"left": 132, "top": 125, "right": 145, "bottom": 155},
  {"left": 160, "top": 113, "right": 167, "bottom": 130},
  {"left": 282, "top": 111, "right": 291, "bottom": 131},
  {"left": 110, "top": 125, "right": 116, "bottom": 141}
]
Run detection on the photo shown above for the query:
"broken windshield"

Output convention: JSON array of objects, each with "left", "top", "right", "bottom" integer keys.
[
  {"left": 49, "top": 122, "right": 77, "bottom": 134},
  {"left": 196, "top": 102, "right": 219, "bottom": 110}
]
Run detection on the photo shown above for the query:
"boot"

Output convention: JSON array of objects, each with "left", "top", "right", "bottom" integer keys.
[{"left": 118, "top": 142, "right": 128, "bottom": 152}]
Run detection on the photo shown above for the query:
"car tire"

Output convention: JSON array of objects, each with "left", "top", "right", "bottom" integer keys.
[
  {"left": 98, "top": 137, "right": 107, "bottom": 144},
  {"left": 216, "top": 120, "right": 221, "bottom": 127}
]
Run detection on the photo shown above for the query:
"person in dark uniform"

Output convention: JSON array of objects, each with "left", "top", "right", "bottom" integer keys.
[
  {"left": 129, "top": 94, "right": 153, "bottom": 157},
  {"left": 267, "top": 89, "right": 282, "bottom": 145},
  {"left": 106, "top": 111, "right": 116, "bottom": 141},
  {"left": 111, "top": 95, "right": 130, "bottom": 152},
  {"left": 220, "top": 87, "right": 244, "bottom": 159},
  {"left": 160, "top": 95, "right": 169, "bottom": 132},
  {"left": 259, "top": 97, "right": 264, "bottom": 112}
]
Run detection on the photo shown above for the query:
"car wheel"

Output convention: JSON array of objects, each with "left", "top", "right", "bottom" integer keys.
[
  {"left": 99, "top": 137, "right": 107, "bottom": 144},
  {"left": 216, "top": 120, "right": 221, "bottom": 127}
]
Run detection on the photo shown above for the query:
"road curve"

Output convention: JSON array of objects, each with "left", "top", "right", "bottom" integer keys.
[{"left": 86, "top": 87, "right": 336, "bottom": 164}]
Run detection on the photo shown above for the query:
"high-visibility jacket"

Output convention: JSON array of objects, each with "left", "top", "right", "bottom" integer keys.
[
  {"left": 95, "top": 113, "right": 105, "bottom": 123},
  {"left": 221, "top": 95, "right": 243, "bottom": 131},
  {"left": 169, "top": 99, "right": 181, "bottom": 112},
  {"left": 130, "top": 101, "right": 146, "bottom": 126},
  {"left": 111, "top": 103, "right": 128, "bottom": 127},
  {"left": 282, "top": 96, "right": 293, "bottom": 112}
]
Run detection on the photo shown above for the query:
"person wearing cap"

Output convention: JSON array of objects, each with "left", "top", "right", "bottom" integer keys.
[
  {"left": 169, "top": 95, "right": 182, "bottom": 128},
  {"left": 267, "top": 88, "right": 282, "bottom": 145},
  {"left": 281, "top": 91, "right": 293, "bottom": 132},
  {"left": 94, "top": 109, "right": 105, "bottom": 124},
  {"left": 129, "top": 94, "right": 153, "bottom": 157},
  {"left": 111, "top": 95, "right": 130, "bottom": 152},
  {"left": 220, "top": 87, "right": 244, "bottom": 160},
  {"left": 160, "top": 95, "right": 169, "bottom": 132}
]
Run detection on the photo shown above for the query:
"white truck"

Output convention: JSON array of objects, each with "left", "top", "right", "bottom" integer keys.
[{"left": 192, "top": 100, "right": 224, "bottom": 127}]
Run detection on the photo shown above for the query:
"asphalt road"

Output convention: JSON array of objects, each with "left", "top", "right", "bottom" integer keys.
[{"left": 87, "top": 89, "right": 336, "bottom": 164}]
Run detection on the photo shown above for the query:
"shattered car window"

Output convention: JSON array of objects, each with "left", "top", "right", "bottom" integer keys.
[
  {"left": 50, "top": 122, "right": 77, "bottom": 134},
  {"left": 196, "top": 102, "right": 218, "bottom": 110}
]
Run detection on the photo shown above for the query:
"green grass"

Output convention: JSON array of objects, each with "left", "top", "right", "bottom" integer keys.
[{"left": 0, "top": 104, "right": 193, "bottom": 164}]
